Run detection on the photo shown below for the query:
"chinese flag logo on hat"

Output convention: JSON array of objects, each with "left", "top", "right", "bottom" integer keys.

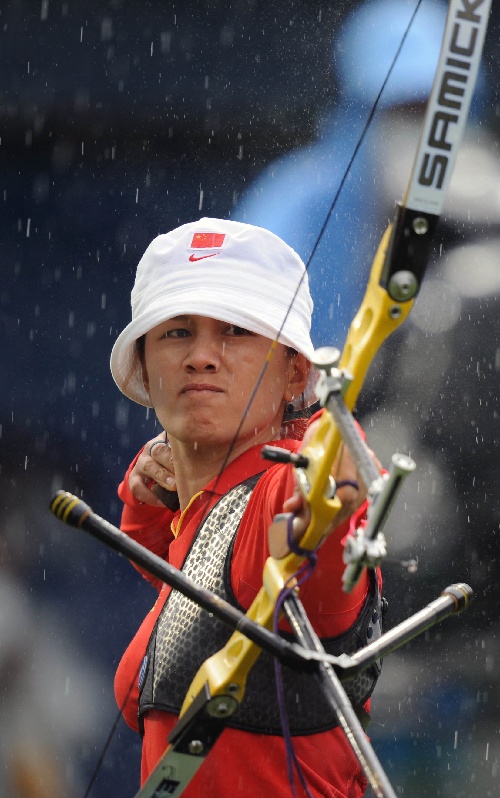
[{"left": 190, "top": 232, "right": 225, "bottom": 249}]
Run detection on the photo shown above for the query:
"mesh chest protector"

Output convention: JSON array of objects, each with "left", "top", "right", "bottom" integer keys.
[{"left": 138, "top": 474, "right": 383, "bottom": 736}]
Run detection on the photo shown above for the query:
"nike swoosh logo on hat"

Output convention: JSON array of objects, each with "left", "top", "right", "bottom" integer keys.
[{"left": 189, "top": 253, "right": 218, "bottom": 262}]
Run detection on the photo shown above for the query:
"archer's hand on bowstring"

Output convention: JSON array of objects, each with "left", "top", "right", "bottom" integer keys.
[{"left": 128, "top": 432, "right": 177, "bottom": 507}]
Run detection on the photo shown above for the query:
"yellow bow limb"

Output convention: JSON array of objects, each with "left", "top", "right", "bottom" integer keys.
[{"left": 340, "top": 223, "right": 414, "bottom": 411}]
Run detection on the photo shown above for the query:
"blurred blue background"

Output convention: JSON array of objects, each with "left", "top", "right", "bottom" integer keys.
[{"left": 1, "top": 1, "right": 499, "bottom": 796}]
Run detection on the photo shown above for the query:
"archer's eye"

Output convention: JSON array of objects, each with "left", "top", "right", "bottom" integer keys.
[
  {"left": 163, "top": 328, "right": 191, "bottom": 339},
  {"left": 225, "top": 325, "right": 253, "bottom": 336}
]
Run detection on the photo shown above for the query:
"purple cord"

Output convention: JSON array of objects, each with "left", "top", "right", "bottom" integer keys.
[
  {"left": 336, "top": 479, "right": 359, "bottom": 491},
  {"left": 273, "top": 513, "right": 317, "bottom": 798}
]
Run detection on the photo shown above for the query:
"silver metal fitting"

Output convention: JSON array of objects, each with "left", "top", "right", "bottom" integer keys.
[
  {"left": 207, "top": 696, "right": 237, "bottom": 718},
  {"left": 388, "top": 270, "right": 418, "bottom": 302},
  {"left": 343, "top": 529, "right": 387, "bottom": 568},
  {"left": 312, "top": 346, "right": 341, "bottom": 373},
  {"left": 188, "top": 739, "right": 204, "bottom": 755},
  {"left": 412, "top": 216, "right": 429, "bottom": 235},
  {"left": 388, "top": 305, "right": 402, "bottom": 319}
]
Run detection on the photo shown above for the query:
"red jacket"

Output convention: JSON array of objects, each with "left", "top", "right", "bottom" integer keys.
[{"left": 115, "top": 438, "right": 372, "bottom": 798}]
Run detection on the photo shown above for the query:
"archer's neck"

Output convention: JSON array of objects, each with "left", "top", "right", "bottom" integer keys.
[{"left": 170, "top": 429, "right": 278, "bottom": 510}]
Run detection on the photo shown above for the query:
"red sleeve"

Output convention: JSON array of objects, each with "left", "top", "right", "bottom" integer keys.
[{"left": 118, "top": 447, "right": 176, "bottom": 591}]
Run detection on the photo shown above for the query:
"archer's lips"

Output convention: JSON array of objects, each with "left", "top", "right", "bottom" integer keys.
[{"left": 181, "top": 383, "right": 224, "bottom": 394}]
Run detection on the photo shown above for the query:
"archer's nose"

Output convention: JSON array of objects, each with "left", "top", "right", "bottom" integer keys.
[{"left": 184, "top": 332, "right": 222, "bottom": 372}]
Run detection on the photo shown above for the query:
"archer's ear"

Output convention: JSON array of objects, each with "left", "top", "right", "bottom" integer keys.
[
  {"left": 141, "top": 361, "right": 150, "bottom": 397},
  {"left": 285, "top": 352, "right": 310, "bottom": 402}
]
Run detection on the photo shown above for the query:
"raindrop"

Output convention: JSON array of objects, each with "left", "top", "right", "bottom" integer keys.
[
  {"left": 115, "top": 401, "right": 129, "bottom": 431},
  {"left": 40, "top": 0, "right": 49, "bottom": 21},
  {"left": 220, "top": 25, "right": 234, "bottom": 48},
  {"left": 101, "top": 17, "right": 113, "bottom": 42},
  {"left": 32, "top": 174, "right": 50, "bottom": 202},
  {"left": 65, "top": 373, "right": 76, "bottom": 393},
  {"left": 160, "top": 32, "right": 172, "bottom": 54}
]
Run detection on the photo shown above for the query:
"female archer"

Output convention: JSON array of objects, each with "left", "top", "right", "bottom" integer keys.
[{"left": 110, "top": 217, "right": 382, "bottom": 798}]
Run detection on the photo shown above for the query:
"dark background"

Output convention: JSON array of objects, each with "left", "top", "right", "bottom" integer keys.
[{"left": 1, "top": 1, "right": 499, "bottom": 797}]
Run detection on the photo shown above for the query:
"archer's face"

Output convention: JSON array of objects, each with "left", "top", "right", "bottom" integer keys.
[{"left": 142, "top": 315, "right": 309, "bottom": 455}]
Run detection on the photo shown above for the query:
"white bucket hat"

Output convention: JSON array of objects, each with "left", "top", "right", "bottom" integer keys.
[{"left": 110, "top": 217, "right": 316, "bottom": 408}]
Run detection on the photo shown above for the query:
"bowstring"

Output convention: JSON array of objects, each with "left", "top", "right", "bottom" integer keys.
[{"left": 82, "top": 3, "right": 423, "bottom": 794}]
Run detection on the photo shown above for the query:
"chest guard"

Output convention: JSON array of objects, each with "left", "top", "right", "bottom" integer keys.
[{"left": 138, "top": 474, "right": 383, "bottom": 736}]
